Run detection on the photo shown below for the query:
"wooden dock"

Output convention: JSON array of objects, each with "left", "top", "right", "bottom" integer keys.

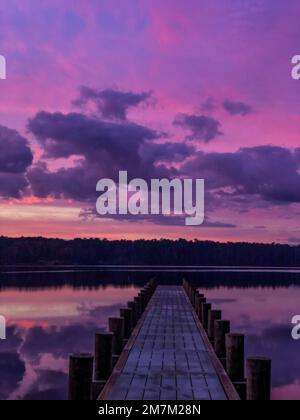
[
  {"left": 99, "top": 286, "right": 239, "bottom": 400},
  {"left": 68, "top": 280, "right": 271, "bottom": 401}
]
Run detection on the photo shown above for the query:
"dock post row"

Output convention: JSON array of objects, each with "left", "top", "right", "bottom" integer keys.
[
  {"left": 182, "top": 279, "right": 272, "bottom": 401},
  {"left": 68, "top": 279, "right": 157, "bottom": 401},
  {"left": 68, "top": 278, "right": 271, "bottom": 401}
]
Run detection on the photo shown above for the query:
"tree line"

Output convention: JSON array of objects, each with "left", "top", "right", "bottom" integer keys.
[{"left": 0, "top": 236, "right": 300, "bottom": 266}]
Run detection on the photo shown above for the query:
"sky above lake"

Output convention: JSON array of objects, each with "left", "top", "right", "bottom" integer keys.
[{"left": 1, "top": 0, "right": 300, "bottom": 243}]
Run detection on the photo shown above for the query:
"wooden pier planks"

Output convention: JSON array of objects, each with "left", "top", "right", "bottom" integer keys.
[{"left": 99, "top": 286, "right": 238, "bottom": 400}]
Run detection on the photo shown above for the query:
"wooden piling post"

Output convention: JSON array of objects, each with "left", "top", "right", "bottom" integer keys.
[
  {"left": 68, "top": 353, "right": 93, "bottom": 400},
  {"left": 198, "top": 297, "right": 206, "bottom": 322},
  {"left": 120, "top": 308, "right": 133, "bottom": 339},
  {"left": 202, "top": 303, "right": 211, "bottom": 332},
  {"left": 150, "top": 279, "right": 157, "bottom": 292},
  {"left": 145, "top": 287, "right": 151, "bottom": 301},
  {"left": 127, "top": 301, "right": 137, "bottom": 326},
  {"left": 214, "top": 320, "right": 230, "bottom": 359},
  {"left": 194, "top": 294, "right": 201, "bottom": 318},
  {"left": 208, "top": 310, "right": 222, "bottom": 343},
  {"left": 194, "top": 294, "right": 205, "bottom": 317},
  {"left": 94, "top": 332, "right": 114, "bottom": 381},
  {"left": 109, "top": 317, "right": 125, "bottom": 356},
  {"left": 190, "top": 286, "right": 194, "bottom": 302},
  {"left": 226, "top": 334, "right": 245, "bottom": 382},
  {"left": 246, "top": 357, "right": 271, "bottom": 401},
  {"left": 185, "top": 280, "right": 189, "bottom": 294},
  {"left": 188, "top": 285, "right": 192, "bottom": 301},
  {"left": 134, "top": 296, "right": 142, "bottom": 319},
  {"left": 193, "top": 289, "right": 198, "bottom": 307},
  {"left": 139, "top": 291, "right": 147, "bottom": 311},
  {"left": 191, "top": 288, "right": 196, "bottom": 307}
]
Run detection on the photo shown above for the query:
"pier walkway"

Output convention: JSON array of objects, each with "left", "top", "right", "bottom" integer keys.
[{"left": 99, "top": 286, "right": 238, "bottom": 400}]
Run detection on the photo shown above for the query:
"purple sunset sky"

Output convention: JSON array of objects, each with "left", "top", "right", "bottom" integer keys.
[{"left": 0, "top": 0, "right": 300, "bottom": 243}]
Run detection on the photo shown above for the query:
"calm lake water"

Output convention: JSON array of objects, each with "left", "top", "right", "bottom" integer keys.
[{"left": 0, "top": 267, "right": 300, "bottom": 400}]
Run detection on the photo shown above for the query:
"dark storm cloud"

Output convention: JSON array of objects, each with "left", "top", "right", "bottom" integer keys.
[
  {"left": 73, "top": 87, "right": 152, "bottom": 120},
  {"left": 173, "top": 114, "right": 223, "bottom": 142},
  {"left": 28, "top": 107, "right": 300, "bottom": 212},
  {"left": 182, "top": 145, "right": 300, "bottom": 204},
  {"left": 0, "top": 172, "right": 30, "bottom": 198},
  {"left": 223, "top": 100, "right": 252, "bottom": 116},
  {"left": 138, "top": 141, "right": 194, "bottom": 163},
  {"left": 27, "top": 111, "right": 159, "bottom": 161},
  {"left": 26, "top": 97, "right": 300, "bottom": 213},
  {"left": 28, "top": 163, "right": 100, "bottom": 201},
  {"left": 0, "top": 126, "right": 33, "bottom": 173},
  {"left": 28, "top": 110, "right": 189, "bottom": 166},
  {"left": 27, "top": 111, "right": 181, "bottom": 200},
  {"left": 0, "top": 125, "right": 33, "bottom": 198}
]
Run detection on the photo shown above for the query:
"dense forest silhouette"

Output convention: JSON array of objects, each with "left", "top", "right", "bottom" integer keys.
[{"left": 0, "top": 236, "right": 300, "bottom": 266}]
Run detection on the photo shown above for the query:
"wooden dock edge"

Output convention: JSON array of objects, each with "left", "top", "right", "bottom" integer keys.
[
  {"left": 182, "top": 286, "right": 241, "bottom": 401},
  {"left": 99, "top": 284, "right": 240, "bottom": 401},
  {"left": 69, "top": 280, "right": 271, "bottom": 401},
  {"left": 98, "top": 300, "right": 153, "bottom": 400}
]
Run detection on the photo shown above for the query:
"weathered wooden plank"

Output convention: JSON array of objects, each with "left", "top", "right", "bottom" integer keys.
[{"left": 99, "top": 286, "right": 238, "bottom": 401}]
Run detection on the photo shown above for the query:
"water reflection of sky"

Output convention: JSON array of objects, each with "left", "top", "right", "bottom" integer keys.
[
  {"left": 0, "top": 285, "right": 139, "bottom": 400},
  {"left": 1, "top": 271, "right": 300, "bottom": 400},
  {"left": 204, "top": 286, "right": 300, "bottom": 400}
]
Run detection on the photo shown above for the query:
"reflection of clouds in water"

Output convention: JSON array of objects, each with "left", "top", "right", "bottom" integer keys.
[
  {"left": 4, "top": 297, "right": 298, "bottom": 400},
  {"left": 208, "top": 298, "right": 237, "bottom": 305},
  {"left": 234, "top": 315, "right": 273, "bottom": 334},
  {"left": 245, "top": 322, "right": 300, "bottom": 391},
  {"left": 0, "top": 301, "right": 126, "bottom": 399},
  {"left": 20, "top": 302, "right": 126, "bottom": 363},
  {"left": 0, "top": 325, "right": 23, "bottom": 352},
  {"left": 21, "top": 323, "right": 99, "bottom": 362},
  {"left": 38, "top": 353, "right": 68, "bottom": 372},
  {"left": 208, "top": 306, "right": 300, "bottom": 399},
  {"left": 272, "top": 381, "right": 300, "bottom": 400},
  {"left": 80, "top": 303, "right": 124, "bottom": 322},
  {"left": 0, "top": 353, "right": 26, "bottom": 400},
  {"left": 0, "top": 326, "right": 26, "bottom": 399},
  {"left": 3, "top": 323, "right": 97, "bottom": 400},
  {"left": 23, "top": 369, "right": 68, "bottom": 400}
]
